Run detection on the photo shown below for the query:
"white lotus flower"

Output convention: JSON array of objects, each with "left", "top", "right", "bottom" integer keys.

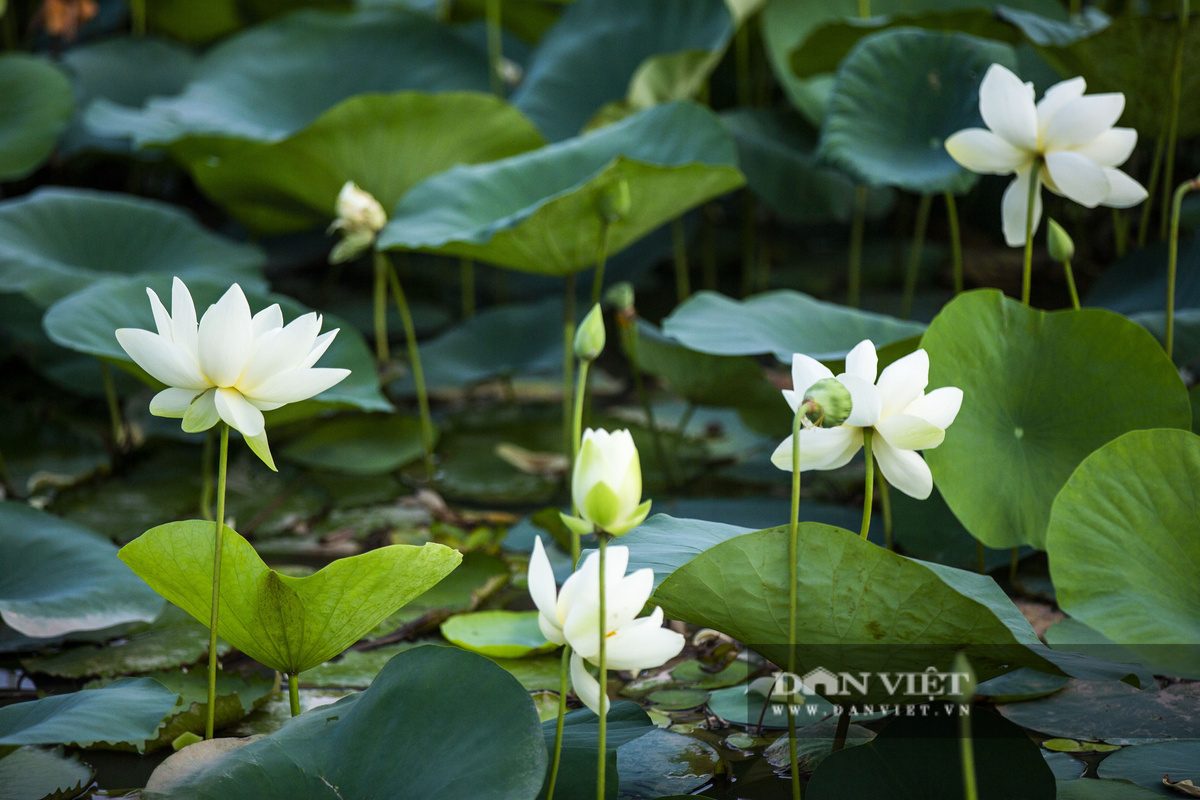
[
  {"left": 115, "top": 278, "right": 350, "bottom": 470},
  {"left": 561, "top": 429, "right": 652, "bottom": 537},
  {"left": 528, "top": 537, "right": 684, "bottom": 716},
  {"left": 945, "top": 63, "right": 1147, "bottom": 247},
  {"left": 771, "top": 340, "right": 963, "bottom": 500},
  {"left": 327, "top": 181, "right": 387, "bottom": 264}
]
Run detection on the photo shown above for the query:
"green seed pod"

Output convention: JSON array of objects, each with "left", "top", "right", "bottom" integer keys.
[
  {"left": 604, "top": 282, "right": 635, "bottom": 314},
  {"left": 597, "top": 177, "right": 632, "bottom": 223},
  {"left": 951, "top": 651, "right": 977, "bottom": 701},
  {"left": 574, "top": 303, "right": 606, "bottom": 361},
  {"left": 802, "top": 377, "right": 853, "bottom": 428},
  {"left": 1047, "top": 218, "right": 1075, "bottom": 263}
]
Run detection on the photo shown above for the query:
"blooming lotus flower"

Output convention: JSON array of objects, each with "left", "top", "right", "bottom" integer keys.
[
  {"left": 945, "top": 63, "right": 1147, "bottom": 247},
  {"left": 528, "top": 537, "right": 684, "bottom": 716},
  {"left": 115, "top": 278, "right": 350, "bottom": 469},
  {"left": 561, "top": 429, "right": 652, "bottom": 537},
  {"left": 771, "top": 340, "right": 963, "bottom": 500},
  {"left": 327, "top": 181, "right": 386, "bottom": 264}
]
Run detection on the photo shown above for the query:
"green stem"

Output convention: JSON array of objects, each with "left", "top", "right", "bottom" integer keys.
[
  {"left": 673, "top": 217, "right": 691, "bottom": 303},
  {"left": 0, "top": 444, "right": 12, "bottom": 498},
  {"left": 1009, "top": 547, "right": 1020, "bottom": 582},
  {"left": 945, "top": 192, "right": 963, "bottom": 295},
  {"left": 878, "top": 465, "right": 892, "bottom": 551},
  {"left": 1160, "top": 0, "right": 1189, "bottom": 242},
  {"left": 1139, "top": 135, "right": 1166, "bottom": 247},
  {"left": 99, "top": 360, "right": 126, "bottom": 450},
  {"left": 1021, "top": 164, "right": 1040, "bottom": 307},
  {"left": 485, "top": 0, "right": 504, "bottom": 97},
  {"left": 1063, "top": 259, "right": 1080, "bottom": 311},
  {"left": 200, "top": 429, "right": 214, "bottom": 521},
  {"left": 596, "top": 533, "right": 609, "bottom": 800},
  {"left": 571, "top": 361, "right": 590, "bottom": 519},
  {"left": 288, "top": 672, "right": 300, "bottom": 717},
  {"left": 901, "top": 194, "right": 933, "bottom": 319},
  {"left": 545, "top": 645, "right": 571, "bottom": 800},
  {"left": 741, "top": 192, "right": 756, "bottom": 298},
  {"left": 627, "top": 323, "right": 674, "bottom": 488},
  {"left": 383, "top": 254, "right": 435, "bottom": 476},
  {"left": 734, "top": 23, "right": 752, "bottom": 106},
  {"left": 976, "top": 541, "right": 986, "bottom": 575},
  {"left": 701, "top": 203, "right": 718, "bottom": 291},
  {"left": 786, "top": 703, "right": 800, "bottom": 800},
  {"left": 460, "top": 258, "right": 476, "bottom": 318},
  {"left": 2, "top": 4, "right": 16, "bottom": 51},
  {"left": 1069, "top": 0, "right": 1080, "bottom": 13},
  {"left": 960, "top": 705, "right": 979, "bottom": 800},
  {"left": 787, "top": 407, "right": 803, "bottom": 800},
  {"left": 860, "top": 429, "right": 874, "bottom": 540},
  {"left": 831, "top": 706, "right": 852, "bottom": 751},
  {"left": 562, "top": 274, "right": 577, "bottom": 473},
  {"left": 1166, "top": 178, "right": 1200, "bottom": 360},
  {"left": 857, "top": 0, "right": 871, "bottom": 18},
  {"left": 1112, "top": 208, "right": 1129, "bottom": 257},
  {"left": 757, "top": 237, "right": 771, "bottom": 292},
  {"left": 591, "top": 222, "right": 610, "bottom": 305},
  {"left": 130, "top": 0, "right": 146, "bottom": 35},
  {"left": 205, "top": 424, "right": 229, "bottom": 740},
  {"left": 373, "top": 253, "right": 390, "bottom": 364},
  {"left": 847, "top": 186, "right": 868, "bottom": 308}
]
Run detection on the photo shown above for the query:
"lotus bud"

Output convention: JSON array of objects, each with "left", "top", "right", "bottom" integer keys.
[
  {"left": 597, "top": 177, "right": 631, "bottom": 224},
  {"left": 951, "top": 651, "right": 977, "bottom": 701},
  {"left": 574, "top": 303, "right": 606, "bottom": 362},
  {"left": 328, "top": 181, "right": 387, "bottom": 264},
  {"left": 560, "top": 428, "right": 652, "bottom": 537},
  {"left": 1046, "top": 218, "right": 1074, "bottom": 263},
  {"left": 801, "top": 377, "right": 853, "bottom": 428}
]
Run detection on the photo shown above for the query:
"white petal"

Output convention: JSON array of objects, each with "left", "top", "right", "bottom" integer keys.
[
  {"left": 528, "top": 537, "right": 560, "bottom": 625},
  {"left": 237, "top": 313, "right": 322, "bottom": 393},
  {"left": 1001, "top": 168, "right": 1043, "bottom": 247},
  {"left": 170, "top": 277, "right": 198, "bottom": 361},
  {"left": 836, "top": 374, "right": 882, "bottom": 427},
  {"left": 873, "top": 436, "right": 933, "bottom": 500},
  {"left": 147, "top": 288, "right": 172, "bottom": 339},
  {"left": 874, "top": 413, "right": 945, "bottom": 451},
  {"left": 539, "top": 613, "right": 566, "bottom": 646},
  {"left": 771, "top": 426, "right": 862, "bottom": 472},
  {"left": 241, "top": 368, "right": 350, "bottom": 405},
  {"left": 605, "top": 608, "right": 686, "bottom": 671},
  {"left": 1101, "top": 168, "right": 1148, "bottom": 208},
  {"left": 1071, "top": 127, "right": 1137, "bottom": 168},
  {"left": 790, "top": 353, "right": 833, "bottom": 398},
  {"left": 1044, "top": 151, "right": 1110, "bottom": 208},
  {"left": 781, "top": 389, "right": 800, "bottom": 413},
  {"left": 944, "top": 128, "right": 1029, "bottom": 174},
  {"left": 902, "top": 387, "right": 963, "bottom": 430},
  {"left": 979, "top": 63, "right": 1038, "bottom": 151},
  {"left": 115, "top": 328, "right": 210, "bottom": 390},
  {"left": 300, "top": 329, "right": 338, "bottom": 369},
  {"left": 197, "top": 284, "right": 254, "bottom": 387},
  {"left": 1035, "top": 76, "right": 1086, "bottom": 139},
  {"left": 1043, "top": 94, "right": 1125, "bottom": 151},
  {"left": 843, "top": 340, "right": 877, "bottom": 383},
  {"left": 149, "top": 387, "right": 202, "bottom": 418},
  {"left": 182, "top": 388, "right": 219, "bottom": 433},
  {"left": 214, "top": 387, "right": 265, "bottom": 437},
  {"left": 875, "top": 349, "right": 929, "bottom": 418},
  {"left": 252, "top": 304, "right": 284, "bottom": 337},
  {"left": 570, "top": 651, "right": 608, "bottom": 717}
]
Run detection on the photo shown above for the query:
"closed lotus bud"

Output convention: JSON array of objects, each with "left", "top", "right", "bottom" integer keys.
[
  {"left": 328, "top": 181, "right": 387, "bottom": 264},
  {"left": 951, "top": 651, "right": 977, "bottom": 701},
  {"left": 802, "top": 377, "right": 853, "bottom": 428},
  {"left": 597, "top": 177, "right": 631, "bottom": 223},
  {"left": 1047, "top": 218, "right": 1074, "bottom": 263},
  {"left": 574, "top": 303, "right": 606, "bottom": 362},
  {"left": 561, "top": 428, "right": 652, "bottom": 537}
]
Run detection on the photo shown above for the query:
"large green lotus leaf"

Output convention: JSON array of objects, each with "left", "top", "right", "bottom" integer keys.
[
  {"left": 806, "top": 708, "right": 1056, "bottom": 800},
  {"left": 377, "top": 101, "right": 745, "bottom": 275},
  {"left": 142, "top": 646, "right": 547, "bottom": 799},
  {"left": 1046, "top": 430, "right": 1200, "bottom": 679},
  {"left": 281, "top": 414, "right": 430, "bottom": 475},
  {"left": 1097, "top": 740, "right": 1200, "bottom": 793},
  {"left": 922, "top": 290, "right": 1191, "bottom": 550},
  {"left": 818, "top": 28, "right": 1016, "bottom": 194},
  {"left": 0, "top": 678, "right": 179, "bottom": 748},
  {"left": 119, "top": 521, "right": 462, "bottom": 674},
  {"left": 0, "top": 501, "right": 164, "bottom": 639},
  {"left": 512, "top": 0, "right": 734, "bottom": 141},
  {"left": 0, "top": 188, "right": 265, "bottom": 308},
  {"left": 537, "top": 703, "right": 655, "bottom": 800},
  {"left": 43, "top": 274, "right": 390, "bottom": 413},
  {"left": 84, "top": 9, "right": 490, "bottom": 149},
  {"left": 661, "top": 289, "right": 925, "bottom": 362},
  {"left": 721, "top": 107, "right": 893, "bottom": 223},
  {"left": 1045, "top": 618, "right": 1200, "bottom": 681},
  {"left": 0, "top": 746, "right": 94, "bottom": 800},
  {"left": 997, "top": 679, "right": 1200, "bottom": 742},
  {"left": 1001, "top": 6, "right": 1200, "bottom": 137},
  {"left": 0, "top": 54, "right": 73, "bottom": 181},
  {"left": 188, "top": 92, "right": 545, "bottom": 235},
  {"left": 650, "top": 523, "right": 1148, "bottom": 702}
]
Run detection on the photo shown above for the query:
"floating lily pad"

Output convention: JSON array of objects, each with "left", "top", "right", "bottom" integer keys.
[
  {"left": 0, "top": 403, "right": 110, "bottom": 496},
  {"left": 0, "top": 188, "right": 264, "bottom": 308},
  {"left": 440, "top": 610, "right": 556, "bottom": 658},
  {"left": 671, "top": 658, "right": 752, "bottom": 690},
  {"left": 922, "top": 290, "right": 1191, "bottom": 550},
  {"left": 378, "top": 101, "right": 744, "bottom": 276},
  {"left": 1046, "top": 752, "right": 1086, "bottom": 781},
  {"left": 0, "top": 746, "right": 94, "bottom": 800},
  {"left": 0, "top": 502, "right": 163, "bottom": 639},
  {"left": 1096, "top": 740, "right": 1200, "bottom": 792},
  {"left": 282, "top": 414, "right": 430, "bottom": 475},
  {"left": 646, "top": 688, "right": 710, "bottom": 711},
  {"left": 0, "top": 678, "right": 179, "bottom": 749},
  {"left": 975, "top": 667, "right": 1069, "bottom": 703},
  {"left": 537, "top": 702, "right": 655, "bottom": 800},
  {"left": 706, "top": 682, "right": 885, "bottom": 730},
  {"left": 1044, "top": 618, "right": 1199, "bottom": 681},
  {"left": 1047, "top": 430, "right": 1200, "bottom": 679},
  {"left": 762, "top": 719, "right": 875, "bottom": 770},
  {"left": 997, "top": 680, "right": 1200, "bottom": 743},
  {"left": 662, "top": 289, "right": 925, "bottom": 363},
  {"left": 119, "top": 521, "right": 461, "bottom": 675},
  {"left": 818, "top": 28, "right": 1015, "bottom": 194},
  {"left": 616, "top": 727, "right": 720, "bottom": 798},
  {"left": 0, "top": 54, "right": 73, "bottom": 181},
  {"left": 1055, "top": 778, "right": 1164, "bottom": 799}
]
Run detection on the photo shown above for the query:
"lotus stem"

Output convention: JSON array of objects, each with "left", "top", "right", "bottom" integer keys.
[
  {"left": 847, "top": 186, "right": 868, "bottom": 308},
  {"left": 200, "top": 429, "right": 214, "bottom": 521},
  {"left": 485, "top": 0, "right": 504, "bottom": 97},
  {"left": 945, "top": 192, "right": 963, "bottom": 295},
  {"left": 960, "top": 704, "right": 979, "bottom": 800},
  {"left": 673, "top": 217, "right": 691, "bottom": 303},
  {"left": 99, "top": 360, "right": 128, "bottom": 451},
  {"left": 596, "top": 531, "right": 609, "bottom": 800},
  {"left": 205, "top": 423, "right": 229, "bottom": 740},
  {"left": 1021, "top": 164, "right": 1039, "bottom": 307},
  {"left": 701, "top": 204, "right": 718, "bottom": 291},
  {"left": 545, "top": 645, "right": 571, "bottom": 800},
  {"left": 757, "top": 237, "right": 772, "bottom": 292},
  {"left": 1009, "top": 547, "right": 1020, "bottom": 581},
  {"left": 1160, "top": 0, "right": 1189, "bottom": 242},
  {"left": 831, "top": 705, "right": 852, "bottom": 751},
  {"left": 735, "top": 23, "right": 752, "bottom": 106},
  {"left": 857, "top": 0, "right": 870, "bottom": 18},
  {"left": 1138, "top": 135, "right": 1166, "bottom": 247},
  {"left": 877, "top": 463, "right": 893, "bottom": 551},
  {"left": 1063, "top": 258, "right": 1080, "bottom": 310},
  {"left": 373, "top": 253, "right": 389, "bottom": 364},
  {"left": 592, "top": 222, "right": 610, "bottom": 305},
  {"left": 1166, "top": 177, "right": 1200, "bottom": 359},
  {"left": 859, "top": 429, "right": 874, "bottom": 540},
  {"left": 563, "top": 274, "right": 577, "bottom": 472},
  {"left": 901, "top": 194, "right": 933, "bottom": 319},
  {"left": 130, "top": 0, "right": 146, "bottom": 35},
  {"left": 460, "top": 258, "right": 476, "bottom": 318},
  {"left": 787, "top": 406, "right": 803, "bottom": 800},
  {"left": 977, "top": 541, "right": 986, "bottom": 575},
  {"left": 741, "top": 192, "right": 756, "bottom": 297},
  {"left": 571, "top": 360, "right": 590, "bottom": 521},
  {"left": 2, "top": 4, "right": 16, "bottom": 51},
  {"left": 287, "top": 672, "right": 301, "bottom": 717},
  {"left": 625, "top": 321, "right": 674, "bottom": 489},
  {"left": 1112, "top": 208, "right": 1129, "bottom": 257},
  {"left": 0, "top": 444, "right": 12, "bottom": 498},
  {"left": 384, "top": 254, "right": 435, "bottom": 475}
]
